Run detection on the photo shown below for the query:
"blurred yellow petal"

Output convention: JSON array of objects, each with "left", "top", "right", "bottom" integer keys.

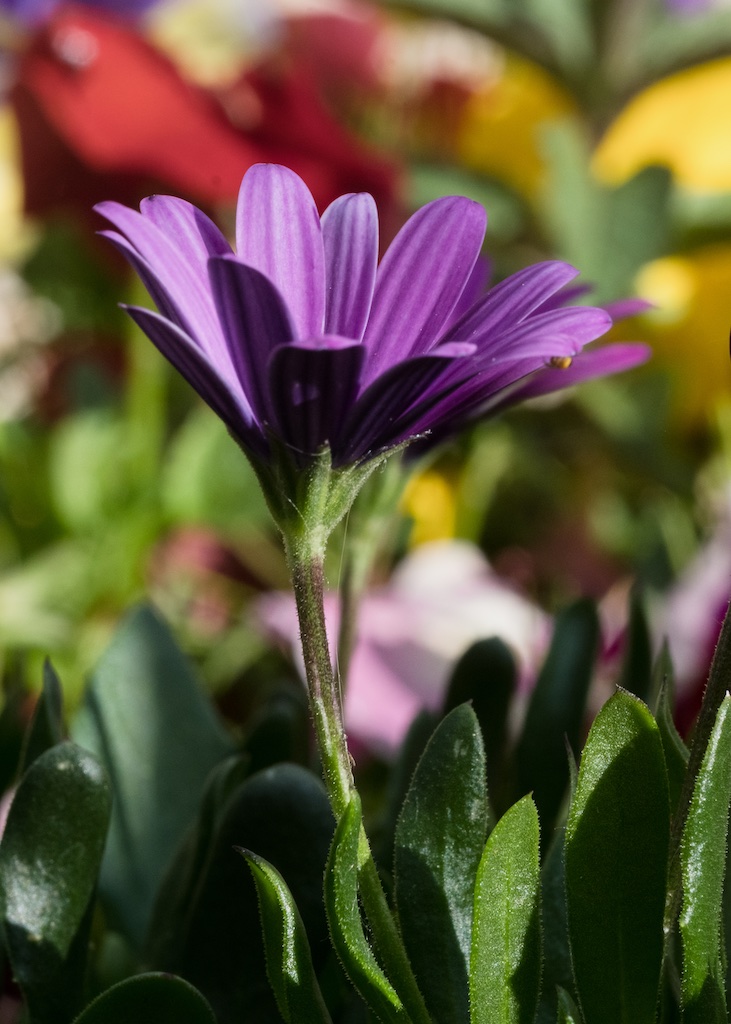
[
  {"left": 402, "top": 469, "right": 456, "bottom": 546},
  {"left": 0, "top": 108, "right": 34, "bottom": 263},
  {"left": 594, "top": 58, "right": 731, "bottom": 192},
  {"left": 456, "top": 54, "right": 575, "bottom": 197},
  {"left": 634, "top": 247, "right": 731, "bottom": 424}
]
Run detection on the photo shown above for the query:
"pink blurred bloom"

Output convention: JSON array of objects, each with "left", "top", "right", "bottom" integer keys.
[{"left": 256, "top": 540, "right": 550, "bottom": 757}]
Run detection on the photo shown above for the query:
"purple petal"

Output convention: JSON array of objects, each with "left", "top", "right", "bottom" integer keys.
[
  {"left": 534, "top": 281, "right": 593, "bottom": 313},
  {"left": 450, "top": 254, "right": 492, "bottom": 322},
  {"left": 468, "top": 306, "right": 613, "bottom": 368},
  {"left": 208, "top": 256, "right": 296, "bottom": 422},
  {"left": 235, "top": 164, "right": 326, "bottom": 339},
  {"left": 505, "top": 343, "right": 653, "bottom": 403},
  {"left": 321, "top": 193, "right": 378, "bottom": 341},
  {"left": 96, "top": 202, "right": 225, "bottom": 360},
  {"left": 362, "top": 196, "right": 486, "bottom": 381},
  {"left": 339, "top": 343, "right": 474, "bottom": 463},
  {"left": 443, "top": 261, "right": 580, "bottom": 346},
  {"left": 140, "top": 195, "right": 233, "bottom": 276},
  {"left": 602, "top": 298, "right": 654, "bottom": 321},
  {"left": 123, "top": 305, "right": 262, "bottom": 451},
  {"left": 266, "top": 337, "right": 365, "bottom": 458}
]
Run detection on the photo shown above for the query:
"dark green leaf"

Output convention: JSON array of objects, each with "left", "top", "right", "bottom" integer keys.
[
  {"left": 71, "top": 605, "right": 233, "bottom": 947},
  {"left": 470, "top": 795, "right": 541, "bottom": 1024},
  {"left": 618, "top": 587, "right": 652, "bottom": 703},
  {"left": 72, "top": 973, "right": 216, "bottom": 1024},
  {"left": 17, "top": 659, "right": 64, "bottom": 777},
  {"left": 515, "top": 599, "right": 599, "bottom": 831},
  {"left": 680, "top": 694, "right": 731, "bottom": 1023},
  {"left": 654, "top": 656, "right": 688, "bottom": 818},
  {"left": 240, "top": 849, "right": 333, "bottom": 1024},
  {"left": 536, "top": 831, "right": 574, "bottom": 1024},
  {"left": 325, "top": 794, "right": 410, "bottom": 1023},
  {"left": 378, "top": 710, "right": 437, "bottom": 868},
  {"left": 395, "top": 704, "right": 488, "bottom": 1024},
  {"left": 149, "top": 763, "right": 335, "bottom": 1024},
  {"left": 565, "top": 690, "right": 670, "bottom": 1024},
  {"left": 0, "top": 742, "right": 111, "bottom": 1024},
  {"left": 445, "top": 638, "right": 516, "bottom": 806},
  {"left": 556, "top": 987, "right": 581, "bottom": 1024}
]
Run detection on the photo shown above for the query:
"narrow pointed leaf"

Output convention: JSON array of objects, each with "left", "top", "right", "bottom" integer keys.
[
  {"left": 536, "top": 831, "right": 574, "bottom": 1024},
  {"left": 680, "top": 694, "right": 731, "bottom": 1023},
  {"left": 17, "top": 659, "right": 64, "bottom": 776},
  {"left": 515, "top": 599, "right": 599, "bottom": 830},
  {"left": 470, "top": 795, "right": 542, "bottom": 1024},
  {"left": 72, "top": 605, "right": 234, "bottom": 947},
  {"left": 617, "top": 587, "right": 652, "bottom": 703},
  {"left": 654, "top": 660, "right": 688, "bottom": 818},
  {"left": 0, "top": 742, "right": 111, "bottom": 1024},
  {"left": 240, "top": 849, "right": 333, "bottom": 1024},
  {"left": 72, "top": 973, "right": 216, "bottom": 1024},
  {"left": 556, "top": 988, "right": 581, "bottom": 1024},
  {"left": 565, "top": 690, "right": 669, "bottom": 1024},
  {"left": 395, "top": 704, "right": 489, "bottom": 1024},
  {"left": 444, "top": 638, "right": 516, "bottom": 808},
  {"left": 325, "top": 794, "right": 411, "bottom": 1023}
]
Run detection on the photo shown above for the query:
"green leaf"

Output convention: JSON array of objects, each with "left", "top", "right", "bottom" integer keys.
[
  {"left": 240, "top": 849, "right": 333, "bottom": 1024},
  {"left": 72, "top": 973, "right": 216, "bottom": 1024},
  {"left": 515, "top": 599, "right": 599, "bottom": 831},
  {"left": 0, "top": 742, "right": 111, "bottom": 1024},
  {"left": 17, "top": 659, "right": 64, "bottom": 777},
  {"left": 470, "top": 795, "right": 542, "bottom": 1024},
  {"left": 556, "top": 987, "right": 581, "bottom": 1024},
  {"left": 325, "top": 794, "right": 410, "bottom": 1023},
  {"left": 536, "top": 831, "right": 574, "bottom": 1024},
  {"left": 394, "top": 704, "right": 489, "bottom": 1024},
  {"left": 680, "top": 694, "right": 731, "bottom": 1023},
  {"left": 444, "top": 638, "right": 516, "bottom": 807},
  {"left": 565, "top": 690, "right": 670, "bottom": 1024},
  {"left": 148, "top": 763, "right": 335, "bottom": 1024},
  {"left": 617, "top": 587, "right": 652, "bottom": 703},
  {"left": 653, "top": 654, "right": 688, "bottom": 818},
  {"left": 71, "top": 605, "right": 234, "bottom": 948}
]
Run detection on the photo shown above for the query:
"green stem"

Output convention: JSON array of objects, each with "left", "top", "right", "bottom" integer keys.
[{"left": 286, "top": 535, "right": 432, "bottom": 1024}]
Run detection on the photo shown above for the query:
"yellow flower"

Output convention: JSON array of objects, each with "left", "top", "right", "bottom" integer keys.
[
  {"left": 402, "top": 469, "right": 457, "bottom": 545},
  {"left": 634, "top": 247, "right": 731, "bottom": 425},
  {"left": 456, "top": 54, "right": 575, "bottom": 197},
  {"left": 594, "top": 57, "right": 731, "bottom": 192}
]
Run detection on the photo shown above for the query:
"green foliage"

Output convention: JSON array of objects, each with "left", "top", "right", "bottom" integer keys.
[
  {"left": 394, "top": 704, "right": 489, "bottom": 1023},
  {"left": 680, "top": 695, "right": 731, "bottom": 1023},
  {"left": 72, "top": 973, "right": 217, "bottom": 1024},
  {"left": 565, "top": 690, "right": 670, "bottom": 1024},
  {"left": 470, "top": 795, "right": 542, "bottom": 1024},
  {"left": 0, "top": 742, "right": 111, "bottom": 1024},
  {"left": 72, "top": 605, "right": 234, "bottom": 947}
]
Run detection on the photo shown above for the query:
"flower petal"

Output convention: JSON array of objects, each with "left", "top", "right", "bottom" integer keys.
[
  {"left": 321, "top": 192, "right": 378, "bottom": 340},
  {"left": 235, "top": 164, "right": 326, "bottom": 338},
  {"left": 208, "top": 255, "right": 296, "bottom": 422},
  {"left": 338, "top": 343, "right": 474, "bottom": 463},
  {"left": 505, "top": 343, "right": 653, "bottom": 403},
  {"left": 443, "top": 261, "right": 580, "bottom": 345},
  {"left": 123, "top": 305, "right": 261, "bottom": 448},
  {"left": 266, "top": 337, "right": 365, "bottom": 458},
  {"left": 467, "top": 306, "right": 613, "bottom": 368},
  {"left": 96, "top": 201, "right": 225, "bottom": 358},
  {"left": 140, "top": 195, "right": 233, "bottom": 274},
  {"left": 602, "top": 298, "right": 653, "bottom": 321},
  {"left": 362, "top": 196, "right": 486, "bottom": 381}
]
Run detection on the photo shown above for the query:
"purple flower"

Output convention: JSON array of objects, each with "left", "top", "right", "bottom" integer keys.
[{"left": 96, "top": 163, "right": 650, "bottom": 469}]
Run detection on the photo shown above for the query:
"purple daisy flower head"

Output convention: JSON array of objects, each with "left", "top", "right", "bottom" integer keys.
[{"left": 95, "top": 163, "right": 649, "bottom": 534}]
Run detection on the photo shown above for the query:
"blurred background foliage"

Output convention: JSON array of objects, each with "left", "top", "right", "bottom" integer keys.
[{"left": 0, "top": 0, "right": 729, "bottom": 749}]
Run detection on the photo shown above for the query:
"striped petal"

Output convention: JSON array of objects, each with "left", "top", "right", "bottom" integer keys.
[
  {"left": 123, "top": 305, "right": 261, "bottom": 448},
  {"left": 235, "top": 164, "right": 326, "bottom": 339},
  {"left": 362, "top": 196, "right": 486, "bottom": 382},
  {"left": 266, "top": 337, "right": 365, "bottom": 458},
  {"left": 321, "top": 192, "right": 378, "bottom": 340},
  {"left": 208, "top": 256, "right": 295, "bottom": 422},
  {"left": 140, "top": 195, "right": 233, "bottom": 275}
]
